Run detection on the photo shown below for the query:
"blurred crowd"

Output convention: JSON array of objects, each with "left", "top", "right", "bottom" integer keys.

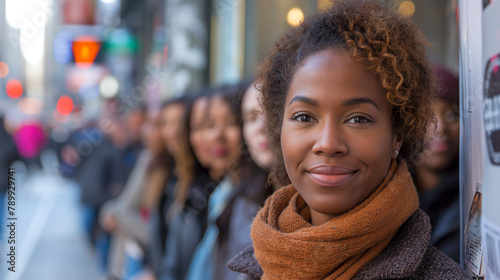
[{"left": 1, "top": 78, "right": 276, "bottom": 280}]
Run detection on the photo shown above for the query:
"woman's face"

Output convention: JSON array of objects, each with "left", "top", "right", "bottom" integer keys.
[
  {"left": 160, "top": 103, "right": 185, "bottom": 155},
  {"left": 190, "top": 97, "right": 213, "bottom": 168},
  {"left": 421, "top": 100, "right": 459, "bottom": 171},
  {"left": 141, "top": 112, "right": 165, "bottom": 156},
  {"left": 281, "top": 49, "right": 402, "bottom": 225},
  {"left": 242, "top": 85, "right": 274, "bottom": 170},
  {"left": 205, "top": 96, "right": 242, "bottom": 177}
]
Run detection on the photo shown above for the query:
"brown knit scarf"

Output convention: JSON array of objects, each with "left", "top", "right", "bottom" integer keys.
[{"left": 251, "top": 160, "right": 419, "bottom": 280}]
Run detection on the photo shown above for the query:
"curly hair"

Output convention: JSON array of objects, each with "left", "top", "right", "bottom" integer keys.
[{"left": 259, "top": 0, "right": 437, "bottom": 186}]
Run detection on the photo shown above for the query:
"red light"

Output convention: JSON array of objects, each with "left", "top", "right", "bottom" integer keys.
[
  {"left": 72, "top": 35, "right": 101, "bottom": 68},
  {"left": 57, "top": 96, "right": 74, "bottom": 115},
  {"left": 6, "top": 79, "right": 23, "bottom": 99}
]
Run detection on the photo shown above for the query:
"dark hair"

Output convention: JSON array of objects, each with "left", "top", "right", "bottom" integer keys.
[
  {"left": 160, "top": 95, "right": 190, "bottom": 111},
  {"left": 259, "top": 0, "right": 437, "bottom": 186}
]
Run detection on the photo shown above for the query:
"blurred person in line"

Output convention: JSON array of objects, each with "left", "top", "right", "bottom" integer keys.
[
  {"left": 227, "top": 1, "right": 468, "bottom": 279},
  {"left": 241, "top": 83, "right": 274, "bottom": 176},
  {"left": 99, "top": 108, "right": 169, "bottom": 280},
  {"left": 144, "top": 97, "right": 187, "bottom": 277},
  {"left": 221, "top": 81, "right": 275, "bottom": 280},
  {"left": 0, "top": 115, "right": 21, "bottom": 235},
  {"left": 157, "top": 89, "right": 221, "bottom": 280},
  {"left": 186, "top": 82, "right": 274, "bottom": 280},
  {"left": 411, "top": 64, "right": 460, "bottom": 263},
  {"left": 70, "top": 117, "right": 129, "bottom": 270},
  {"left": 122, "top": 106, "right": 146, "bottom": 174}
]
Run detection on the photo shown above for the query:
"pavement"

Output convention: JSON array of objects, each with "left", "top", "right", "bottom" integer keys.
[{"left": 0, "top": 152, "right": 105, "bottom": 280}]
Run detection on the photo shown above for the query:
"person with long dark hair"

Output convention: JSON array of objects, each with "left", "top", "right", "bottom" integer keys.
[
  {"left": 186, "top": 82, "right": 274, "bottom": 280},
  {"left": 159, "top": 89, "right": 221, "bottom": 280}
]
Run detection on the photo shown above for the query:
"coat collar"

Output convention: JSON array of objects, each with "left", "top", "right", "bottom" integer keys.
[
  {"left": 353, "top": 209, "right": 431, "bottom": 279},
  {"left": 228, "top": 209, "right": 431, "bottom": 280}
]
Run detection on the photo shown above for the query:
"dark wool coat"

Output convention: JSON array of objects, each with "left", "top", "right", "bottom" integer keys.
[{"left": 228, "top": 209, "right": 470, "bottom": 280}]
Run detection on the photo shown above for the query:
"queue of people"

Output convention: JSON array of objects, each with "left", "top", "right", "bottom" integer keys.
[
  {"left": 81, "top": 81, "right": 277, "bottom": 280},
  {"left": 0, "top": 0, "right": 469, "bottom": 279}
]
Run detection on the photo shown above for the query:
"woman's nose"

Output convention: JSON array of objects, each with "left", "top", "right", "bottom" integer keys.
[
  {"left": 211, "top": 124, "right": 225, "bottom": 138},
  {"left": 311, "top": 122, "right": 348, "bottom": 156},
  {"left": 256, "top": 116, "right": 266, "bottom": 132}
]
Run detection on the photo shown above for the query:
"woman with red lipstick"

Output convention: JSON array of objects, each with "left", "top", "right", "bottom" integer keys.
[
  {"left": 185, "top": 83, "right": 248, "bottom": 280},
  {"left": 158, "top": 89, "right": 222, "bottom": 280},
  {"left": 187, "top": 82, "right": 274, "bottom": 280},
  {"left": 228, "top": 1, "right": 468, "bottom": 279},
  {"left": 412, "top": 65, "right": 461, "bottom": 263}
]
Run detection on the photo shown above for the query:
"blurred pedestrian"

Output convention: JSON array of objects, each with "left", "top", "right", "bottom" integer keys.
[
  {"left": 220, "top": 82, "right": 275, "bottom": 280},
  {"left": 122, "top": 106, "right": 146, "bottom": 174},
  {"left": 158, "top": 90, "right": 221, "bottom": 280},
  {"left": 185, "top": 84, "right": 245, "bottom": 280},
  {"left": 186, "top": 82, "right": 274, "bottom": 280},
  {"left": 70, "top": 119, "right": 129, "bottom": 270},
  {"left": 146, "top": 97, "right": 187, "bottom": 277},
  {"left": 99, "top": 108, "right": 169, "bottom": 280},
  {"left": 412, "top": 64, "right": 461, "bottom": 263}
]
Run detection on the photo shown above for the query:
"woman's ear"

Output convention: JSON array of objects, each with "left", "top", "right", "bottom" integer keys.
[{"left": 392, "top": 133, "right": 403, "bottom": 159}]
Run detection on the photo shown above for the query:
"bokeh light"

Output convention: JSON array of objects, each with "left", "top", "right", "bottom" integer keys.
[
  {"left": 287, "top": 7, "right": 304, "bottom": 27},
  {"left": 0, "top": 62, "right": 10, "bottom": 78},
  {"left": 5, "top": 0, "right": 23, "bottom": 29},
  {"left": 399, "top": 1, "right": 415, "bottom": 17},
  {"left": 57, "top": 96, "right": 74, "bottom": 115},
  {"left": 99, "top": 76, "right": 119, "bottom": 98},
  {"left": 72, "top": 36, "right": 101, "bottom": 68},
  {"left": 6, "top": 79, "right": 23, "bottom": 99}
]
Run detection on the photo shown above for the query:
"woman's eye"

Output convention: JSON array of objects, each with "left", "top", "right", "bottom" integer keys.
[
  {"left": 244, "top": 113, "right": 258, "bottom": 123},
  {"left": 292, "top": 113, "right": 314, "bottom": 123},
  {"left": 346, "top": 116, "right": 371, "bottom": 124},
  {"left": 443, "top": 110, "right": 459, "bottom": 123}
]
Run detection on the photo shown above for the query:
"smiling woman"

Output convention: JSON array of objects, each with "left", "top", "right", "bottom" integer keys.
[
  {"left": 282, "top": 49, "right": 401, "bottom": 226},
  {"left": 228, "top": 0, "right": 469, "bottom": 279}
]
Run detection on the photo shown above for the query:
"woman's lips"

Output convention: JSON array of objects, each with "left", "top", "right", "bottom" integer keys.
[
  {"left": 306, "top": 165, "right": 357, "bottom": 187},
  {"left": 430, "top": 141, "right": 449, "bottom": 153},
  {"left": 213, "top": 147, "right": 228, "bottom": 157},
  {"left": 258, "top": 141, "right": 268, "bottom": 150}
]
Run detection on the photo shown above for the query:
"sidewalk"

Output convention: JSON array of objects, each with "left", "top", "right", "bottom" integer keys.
[{"left": 1, "top": 160, "right": 105, "bottom": 280}]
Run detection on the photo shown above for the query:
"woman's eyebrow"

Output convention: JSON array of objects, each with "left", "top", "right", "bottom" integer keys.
[
  {"left": 288, "top": 95, "right": 319, "bottom": 107},
  {"left": 342, "top": 97, "right": 380, "bottom": 110}
]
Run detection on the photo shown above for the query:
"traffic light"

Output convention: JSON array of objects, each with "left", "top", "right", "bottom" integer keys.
[{"left": 72, "top": 35, "right": 101, "bottom": 68}]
